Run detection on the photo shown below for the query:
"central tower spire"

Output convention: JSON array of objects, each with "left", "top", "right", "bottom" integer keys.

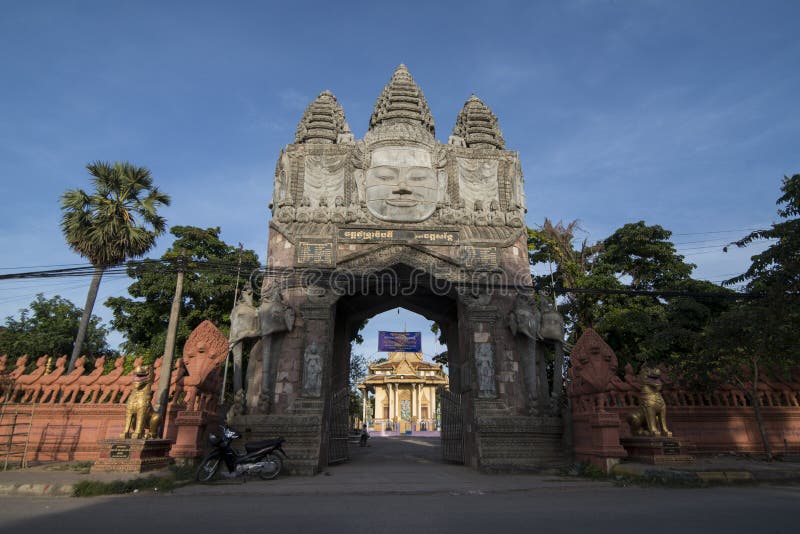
[{"left": 368, "top": 64, "right": 435, "bottom": 137}]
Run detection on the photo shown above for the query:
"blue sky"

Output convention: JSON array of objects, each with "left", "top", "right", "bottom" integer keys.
[{"left": 1, "top": 1, "right": 798, "bottom": 358}]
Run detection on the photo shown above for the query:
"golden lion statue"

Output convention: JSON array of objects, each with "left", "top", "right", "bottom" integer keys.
[
  {"left": 628, "top": 366, "right": 672, "bottom": 437},
  {"left": 120, "top": 365, "right": 162, "bottom": 439}
]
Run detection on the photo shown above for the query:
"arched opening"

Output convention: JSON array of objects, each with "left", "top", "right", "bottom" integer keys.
[
  {"left": 352, "top": 307, "right": 447, "bottom": 434},
  {"left": 325, "top": 264, "right": 473, "bottom": 467}
]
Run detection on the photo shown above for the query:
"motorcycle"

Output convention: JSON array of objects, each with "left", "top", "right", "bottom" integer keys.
[{"left": 196, "top": 425, "right": 287, "bottom": 482}]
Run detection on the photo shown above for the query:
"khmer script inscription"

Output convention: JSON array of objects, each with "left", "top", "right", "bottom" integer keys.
[
  {"left": 296, "top": 242, "right": 334, "bottom": 266},
  {"left": 462, "top": 246, "right": 498, "bottom": 268},
  {"left": 338, "top": 229, "right": 458, "bottom": 244}
]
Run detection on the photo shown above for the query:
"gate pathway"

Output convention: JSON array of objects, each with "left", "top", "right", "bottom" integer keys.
[
  {"left": 348, "top": 435, "right": 444, "bottom": 468},
  {"left": 176, "top": 435, "right": 583, "bottom": 497}
]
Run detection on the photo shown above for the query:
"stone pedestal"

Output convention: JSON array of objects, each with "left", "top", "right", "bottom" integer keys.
[
  {"left": 587, "top": 411, "right": 628, "bottom": 471},
  {"left": 91, "top": 439, "right": 172, "bottom": 473},
  {"left": 620, "top": 436, "right": 693, "bottom": 465},
  {"left": 170, "top": 410, "right": 219, "bottom": 460}
]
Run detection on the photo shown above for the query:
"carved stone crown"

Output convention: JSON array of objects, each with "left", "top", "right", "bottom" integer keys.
[
  {"left": 368, "top": 64, "right": 435, "bottom": 140},
  {"left": 453, "top": 95, "right": 505, "bottom": 150},
  {"left": 294, "top": 90, "right": 352, "bottom": 144}
]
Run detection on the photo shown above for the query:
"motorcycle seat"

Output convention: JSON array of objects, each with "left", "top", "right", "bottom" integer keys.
[{"left": 244, "top": 437, "right": 284, "bottom": 453}]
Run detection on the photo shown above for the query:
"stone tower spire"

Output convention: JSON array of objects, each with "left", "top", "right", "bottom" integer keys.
[
  {"left": 368, "top": 64, "right": 435, "bottom": 137},
  {"left": 452, "top": 95, "right": 505, "bottom": 150},
  {"left": 294, "top": 90, "right": 352, "bottom": 144}
]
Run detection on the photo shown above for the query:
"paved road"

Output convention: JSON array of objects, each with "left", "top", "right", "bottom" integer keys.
[
  {"left": 1, "top": 485, "right": 799, "bottom": 534},
  {"left": 0, "top": 437, "right": 798, "bottom": 533}
]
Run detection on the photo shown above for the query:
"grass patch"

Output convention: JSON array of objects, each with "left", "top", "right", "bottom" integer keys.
[
  {"left": 71, "top": 461, "right": 198, "bottom": 497},
  {"left": 578, "top": 463, "right": 608, "bottom": 480},
  {"left": 169, "top": 462, "right": 197, "bottom": 482},
  {"left": 72, "top": 474, "right": 178, "bottom": 497},
  {"left": 562, "top": 463, "right": 609, "bottom": 480}
]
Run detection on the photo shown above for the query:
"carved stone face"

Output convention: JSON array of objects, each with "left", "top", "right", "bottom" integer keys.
[{"left": 365, "top": 146, "right": 437, "bottom": 222}]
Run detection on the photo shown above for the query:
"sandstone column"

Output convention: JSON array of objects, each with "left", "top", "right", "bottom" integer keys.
[
  {"left": 412, "top": 384, "right": 418, "bottom": 425},
  {"left": 417, "top": 384, "right": 423, "bottom": 421},
  {"left": 388, "top": 383, "right": 395, "bottom": 420},
  {"left": 394, "top": 384, "right": 399, "bottom": 425},
  {"left": 362, "top": 389, "right": 368, "bottom": 424}
]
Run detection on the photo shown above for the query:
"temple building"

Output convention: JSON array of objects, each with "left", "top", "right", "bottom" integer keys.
[{"left": 358, "top": 352, "right": 447, "bottom": 433}]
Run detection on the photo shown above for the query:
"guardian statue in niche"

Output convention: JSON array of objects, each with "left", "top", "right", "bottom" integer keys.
[
  {"left": 475, "top": 343, "right": 496, "bottom": 397},
  {"left": 302, "top": 341, "right": 323, "bottom": 397}
]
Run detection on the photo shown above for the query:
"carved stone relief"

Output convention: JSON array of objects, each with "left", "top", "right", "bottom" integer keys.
[
  {"left": 272, "top": 150, "right": 291, "bottom": 209},
  {"left": 457, "top": 158, "right": 499, "bottom": 209},
  {"left": 365, "top": 146, "right": 440, "bottom": 222},
  {"left": 508, "top": 293, "right": 541, "bottom": 340},
  {"left": 303, "top": 154, "right": 347, "bottom": 206},
  {"left": 302, "top": 341, "right": 323, "bottom": 397},
  {"left": 539, "top": 298, "right": 565, "bottom": 342},
  {"left": 475, "top": 342, "right": 496, "bottom": 397}
]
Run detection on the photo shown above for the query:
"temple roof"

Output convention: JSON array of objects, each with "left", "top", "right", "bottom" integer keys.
[
  {"left": 388, "top": 351, "right": 422, "bottom": 362},
  {"left": 363, "top": 351, "right": 447, "bottom": 385},
  {"left": 294, "top": 90, "right": 351, "bottom": 144},
  {"left": 368, "top": 64, "right": 435, "bottom": 136},
  {"left": 452, "top": 94, "right": 505, "bottom": 150}
]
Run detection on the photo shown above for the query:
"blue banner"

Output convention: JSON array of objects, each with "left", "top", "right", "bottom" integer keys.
[{"left": 378, "top": 331, "right": 421, "bottom": 352}]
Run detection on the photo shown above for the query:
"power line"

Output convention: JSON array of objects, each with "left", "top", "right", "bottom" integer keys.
[
  {"left": 672, "top": 227, "right": 767, "bottom": 237},
  {"left": 0, "top": 255, "right": 770, "bottom": 303},
  {"left": 0, "top": 262, "right": 90, "bottom": 271}
]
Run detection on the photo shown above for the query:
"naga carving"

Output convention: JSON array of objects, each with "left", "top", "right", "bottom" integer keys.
[
  {"left": 121, "top": 364, "right": 161, "bottom": 439},
  {"left": 628, "top": 366, "right": 672, "bottom": 437},
  {"left": 181, "top": 319, "right": 229, "bottom": 411}
]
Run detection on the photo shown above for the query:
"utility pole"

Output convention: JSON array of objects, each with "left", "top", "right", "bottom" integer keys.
[{"left": 154, "top": 256, "right": 185, "bottom": 435}]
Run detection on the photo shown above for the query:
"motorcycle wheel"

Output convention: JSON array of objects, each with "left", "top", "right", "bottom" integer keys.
[
  {"left": 258, "top": 453, "right": 282, "bottom": 480},
  {"left": 196, "top": 457, "right": 220, "bottom": 482}
]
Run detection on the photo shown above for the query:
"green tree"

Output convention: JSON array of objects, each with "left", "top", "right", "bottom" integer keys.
[
  {"left": 60, "top": 161, "right": 170, "bottom": 370},
  {"left": 0, "top": 294, "right": 110, "bottom": 363},
  {"left": 528, "top": 219, "right": 731, "bottom": 369},
  {"left": 686, "top": 173, "right": 800, "bottom": 458},
  {"left": 597, "top": 221, "right": 694, "bottom": 290},
  {"left": 430, "top": 322, "right": 448, "bottom": 365},
  {"left": 527, "top": 219, "right": 608, "bottom": 337},
  {"left": 106, "top": 226, "right": 259, "bottom": 360},
  {"left": 687, "top": 301, "right": 794, "bottom": 458},
  {"left": 349, "top": 352, "right": 369, "bottom": 426},
  {"left": 351, "top": 319, "right": 368, "bottom": 345},
  {"left": 725, "top": 174, "right": 800, "bottom": 295},
  {"left": 593, "top": 222, "right": 726, "bottom": 368}
]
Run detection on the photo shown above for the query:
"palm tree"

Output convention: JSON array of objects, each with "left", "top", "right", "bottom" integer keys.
[{"left": 61, "top": 161, "right": 170, "bottom": 371}]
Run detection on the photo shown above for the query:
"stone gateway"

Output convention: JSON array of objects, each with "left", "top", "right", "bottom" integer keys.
[{"left": 231, "top": 65, "right": 566, "bottom": 474}]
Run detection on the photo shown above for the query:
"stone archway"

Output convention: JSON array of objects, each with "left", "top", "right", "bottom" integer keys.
[
  {"left": 229, "top": 65, "right": 566, "bottom": 474},
  {"left": 326, "top": 268, "right": 470, "bottom": 465}
]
